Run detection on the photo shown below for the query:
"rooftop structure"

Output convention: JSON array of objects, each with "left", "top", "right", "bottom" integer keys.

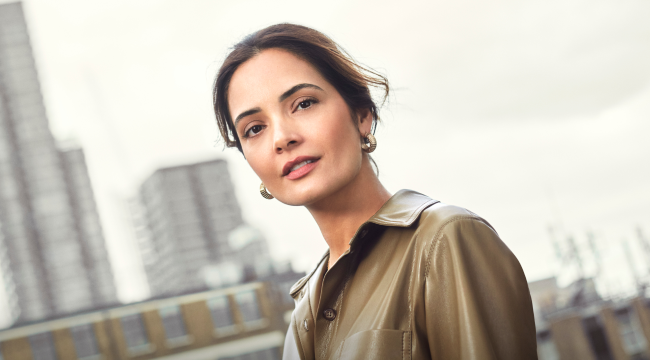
[
  {"left": 0, "top": 280, "right": 300, "bottom": 360},
  {"left": 531, "top": 277, "right": 650, "bottom": 360}
]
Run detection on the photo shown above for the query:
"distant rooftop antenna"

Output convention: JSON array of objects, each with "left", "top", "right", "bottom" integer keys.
[
  {"left": 623, "top": 240, "right": 642, "bottom": 295},
  {"left": 548, "top": 226, "right": 565, "bottom": 264},
  {"left": 567, "top": 236, "right": 585, "bottom": 280},
  {"left": 587, "top": 231, "right": 612, "bottom": 298},
  {"left": 548, "top": 225, "right": 587, "bottom": 284},
  {"left": 636, "top": 227, "right": 650, "bottom": 292},
  {"left": 587, "top": 232, "right": 602, "bottom": 277},
  {"left": 637, "top": 227, "right": 650, "bottom": 271}
]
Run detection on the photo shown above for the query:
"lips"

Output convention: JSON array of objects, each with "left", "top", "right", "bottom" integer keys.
[{"left": 282, "top": 156, "right": 320, "bottom": 178}]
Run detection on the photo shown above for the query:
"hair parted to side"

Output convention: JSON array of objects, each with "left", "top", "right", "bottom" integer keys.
[{"left": 212, "top": 23, "right": 389, "bottom": 153}]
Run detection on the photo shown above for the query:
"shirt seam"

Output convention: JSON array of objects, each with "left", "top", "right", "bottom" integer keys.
[
  {"left": 291, "top": 311, "right": 307, "bottom": 360},
  {"left": 306, "top": 281, "right": 315, "bottom": 322},
  {"left": 423, "top": 215, "right": 496, "bottom": 279},
  {"left": 407, "top": 231, "right": 418, "bottom": 359}
]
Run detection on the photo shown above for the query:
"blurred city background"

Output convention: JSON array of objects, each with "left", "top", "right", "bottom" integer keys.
[{"left": 0, "top": 0, "right": 648, "bottom": 359}]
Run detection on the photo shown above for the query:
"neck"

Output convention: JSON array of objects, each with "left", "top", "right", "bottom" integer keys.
[{"left": 306, "top": 157, "right": 392, "bottom": 269}]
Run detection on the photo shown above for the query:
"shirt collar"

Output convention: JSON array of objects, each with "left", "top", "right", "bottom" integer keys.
[
  {"left": 289, "top": 189, "right": 438, "bottom": 298},
  {"left": 367, "top": 189, "right": 439, "bottom": 227}
]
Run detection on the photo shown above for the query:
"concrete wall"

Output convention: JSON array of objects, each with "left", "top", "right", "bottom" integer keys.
[{"left": 549, "top": 315, "right": 596, "bottom": 360}]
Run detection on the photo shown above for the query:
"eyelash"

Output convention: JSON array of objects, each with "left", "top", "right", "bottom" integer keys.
[
  {"left": 241, "top": 97, "right": 319, "bottom": 138},
  {"left": 294, "top": 97, "right": 318, "bottom": 111},
  {"left": 242, "top": 124, "right": 265, "bottom": 139}
]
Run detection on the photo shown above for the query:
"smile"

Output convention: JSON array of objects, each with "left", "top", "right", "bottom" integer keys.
[
  {"left": 290, "top": 160, "right": 315, "bottom": 172},
  {"left": 283, "top": 156, "right": 320, "bottom": 180}
]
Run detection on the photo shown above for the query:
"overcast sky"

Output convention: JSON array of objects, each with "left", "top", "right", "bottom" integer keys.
[{"left": 4, "top": 0, "right": 649, "bottom": 303}]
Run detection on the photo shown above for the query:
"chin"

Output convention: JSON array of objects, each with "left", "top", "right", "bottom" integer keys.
[
  {"left": 275, "top": 187, "right": 324, "bottom": 207},
  {"left": 276, "top": 177, "right": 349, "bottom": 207}
]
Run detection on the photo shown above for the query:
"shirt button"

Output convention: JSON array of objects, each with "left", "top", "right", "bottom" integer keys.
[
  {"left": 303, "top": 319, "right": 309, "bottom": 331},
  {"left": 323, "top": 308, "right": 337, "bottom": 321}
]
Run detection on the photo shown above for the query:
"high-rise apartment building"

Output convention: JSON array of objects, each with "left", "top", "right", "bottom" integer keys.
[
  {"left": 135, "top": 159, "right": 273, "bottom": 297},
  {"left": 0, "top": 2, "right": 117, "bottom": 325}
]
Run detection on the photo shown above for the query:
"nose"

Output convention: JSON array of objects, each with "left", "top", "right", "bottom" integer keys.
[{"left": 273, "top": 118, "right": 301, "bottom": 154}]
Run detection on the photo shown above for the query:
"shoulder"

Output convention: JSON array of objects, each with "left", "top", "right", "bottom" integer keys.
[
  {"left": 413, "top": 204, "right": 537, "bottom": 358},
  {"left": 414, "top": 202, "right": 513, "bottom": 278},
  {"left": 416, "top": 202, "right": 498, "bottom": 240}
]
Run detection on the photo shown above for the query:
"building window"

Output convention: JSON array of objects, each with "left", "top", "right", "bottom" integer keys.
[
  {"left": 120, "top": 314, "right": 150, "bottom": 354},
  {"left": 70, "top": 324, "right": 99, "bottom": 358},
  {"left": 159, "top": 305, "right": 187, "bottom": 340},
  {"left": 278, "top": 281, "right": 295, "bottom": 306},
  {"left": 583, "top": 316, "right": 614, "bottom": 360},
  {"left": 28, "top": 332, "right": 58, "bottom": 360},
  {"left": 536, "top": 330, "right": 559, "bottom": 360},
  {"left": 615, "top": 307, "right": 647, "bottom": 357},
  {"left": 236, "top": 290, "right": 262, "bottom": 323},
  {"left": 208, "top": 296, "right": 235, "bottom": 332},
  {"left": 218, "top": 347, "right": 280, "bottom": 360}
]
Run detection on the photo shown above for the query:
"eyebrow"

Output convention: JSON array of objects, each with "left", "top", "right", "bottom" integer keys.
[
  {"left": 234, "top": 107, "right": 262, "bottom": 126},
  {"left": 234, "top": 83, "right": 324, "bottom": 126},
  {"left": 279, "top": 83, "right": 324, "bottom": 102}
]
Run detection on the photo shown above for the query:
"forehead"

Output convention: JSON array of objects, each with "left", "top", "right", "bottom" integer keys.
[{"left": 228, "top": 48, "right": 328, "bottom": 112}]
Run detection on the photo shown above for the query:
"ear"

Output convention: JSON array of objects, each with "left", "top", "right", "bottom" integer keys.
[{"left": 356, "top": 108, "right": 373, "bottom": 135}]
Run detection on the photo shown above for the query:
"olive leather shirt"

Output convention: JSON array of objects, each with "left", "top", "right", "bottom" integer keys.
[{"left": 282, "top": 190, "right": 537, "bottom": 360}]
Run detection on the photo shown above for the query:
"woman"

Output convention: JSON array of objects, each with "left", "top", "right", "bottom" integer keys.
[{"left": 213, "top": 24, "right": 537, "bottom": 360}]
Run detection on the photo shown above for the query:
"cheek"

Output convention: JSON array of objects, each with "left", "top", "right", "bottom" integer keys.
[
  {"left": 312, "top": 109, "right": 363, "bottom": 183},
  {"left": 321, "top": 108, "right": 360, "bottom": 154},
  {"left": 244, "top": 146, "right": 275, "bottom": 182}
]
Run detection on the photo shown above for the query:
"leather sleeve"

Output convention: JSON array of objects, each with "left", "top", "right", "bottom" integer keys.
[{"left": 422, "top": 217, "right": 538, "bottom": 359}]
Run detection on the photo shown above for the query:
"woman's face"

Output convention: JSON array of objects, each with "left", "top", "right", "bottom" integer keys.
[{"left": 228, "top": 48, "right": 372, "bottom": 206}]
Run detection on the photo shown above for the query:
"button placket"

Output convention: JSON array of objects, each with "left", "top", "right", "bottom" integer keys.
[{"left": 314, "top": 246, "right": 355, "bottom": 357}]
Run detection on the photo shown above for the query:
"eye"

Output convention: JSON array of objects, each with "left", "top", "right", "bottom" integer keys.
[
  {"left": 296, "top": 98, "right": 317, "bottom": 111},
  {"left": 244, "top": 124, "right": 265, "bottom": 138}
]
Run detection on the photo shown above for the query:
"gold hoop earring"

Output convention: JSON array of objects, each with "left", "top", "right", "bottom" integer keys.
[
  {"left": 259, "top": 182, "right": 274, "bottom": 200},
  {"left": 361, "top": 133, "right": 377, "bottom": 153}
]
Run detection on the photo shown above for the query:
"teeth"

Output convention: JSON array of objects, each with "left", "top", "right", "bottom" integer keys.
[{"left": 290, "top": 160, "right": 313, "bottom": 172}]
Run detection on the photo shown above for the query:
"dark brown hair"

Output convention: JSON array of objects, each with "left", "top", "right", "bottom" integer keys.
[{"left": 212, "top": 23, "right": 389, "bottom": 152}]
